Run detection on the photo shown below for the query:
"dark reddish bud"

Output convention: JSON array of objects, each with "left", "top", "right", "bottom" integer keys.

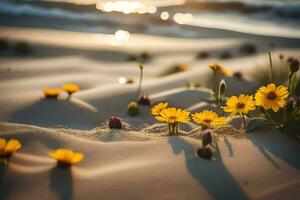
[
  {"left": 233, "top": 72, "right": 243, "bottom": 79},
  {"left": 108, "top": 116, "right": 122, "bottom": 129},
  {"left": 289, "top": 59, "right": 299, "bottom": 73},
  {"left": 287, "top": 56, "right": 295, "bottom": 63},
  {"left": 138, "top": 95, "right": 151, "bottom": 106},
  {"left": 197, "top": 147, "right": 213, "bottom": 160},
  {"left": 279, "top": 54, "right": 284, "bottom": 60},
  {"left": 202, "top": 131, "right": 212, "bottom": 146}
]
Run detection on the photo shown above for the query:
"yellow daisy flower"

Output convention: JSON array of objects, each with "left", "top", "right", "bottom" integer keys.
[
  {"left": 255, "top": 83, "right": 289, "bottom": 112},
  {"left": 192, "top": 110, "right": 226, "bottom": 128},
  {"left": 151, "top": 102, "right": 168, "bottom": 116},
  {"left": 155, "top": 107, "right": 190, "bottom": 123},
  {"left": 209, "top": 64, "right": 233, "bottom": 77},
  {"left": 62, "top": 83, "right": 80, "bottom": 95},
  {"left": 49, "top": 148, "right": 84, "bottom": 165},
  {"left": 223, "top": 94, "right": 256, "bottom": 117},
  {"left": 43, "top": 88, "right": 60, "bottom": 99},
  {"left": 0, "top": 138, "right": 22, "bottom": 157}
]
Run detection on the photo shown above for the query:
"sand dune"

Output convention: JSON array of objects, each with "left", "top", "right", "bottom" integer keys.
[{"left": 0, "top": 26, "right": 300, "bottom": 200}]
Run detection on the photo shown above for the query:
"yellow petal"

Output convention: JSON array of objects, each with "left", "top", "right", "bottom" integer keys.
[
  {"left": 71, "top": 153, "right": 84, "bottom": 164},
  {"left": 0, "top": 138, "right": 6, "bottom": 151},
  {"left": 5, "top": 139, "right": 21, "bottom": 153}
]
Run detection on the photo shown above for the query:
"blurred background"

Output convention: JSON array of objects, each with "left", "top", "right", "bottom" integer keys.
[{"left": 1, "top": 0, "right": 300, "bottom": 38}]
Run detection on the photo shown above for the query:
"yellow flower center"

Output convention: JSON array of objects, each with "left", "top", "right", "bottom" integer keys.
[
  {"left": 236, "top": 102, "right": 245, "bottom": 109},
  {"left": 266, "top": 91, "right": 277, "bottom": 100}
]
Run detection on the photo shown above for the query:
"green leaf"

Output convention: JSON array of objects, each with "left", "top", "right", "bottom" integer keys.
[{"left": 246, "top": 118, "right": 277, "bottom": 132}]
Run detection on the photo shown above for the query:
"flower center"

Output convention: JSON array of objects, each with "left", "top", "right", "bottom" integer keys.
[
  {"left": 169, "top": 116, "right": 177, "bottom": 120},
  {"left": 236, "top": 102, "right": 245, "bottom": 109},
  {"left": 203, "top": 119, "right": 212, "bottom": 123},
  {"left": 266, "top": 91, "right": 277, "bottom": 100}
]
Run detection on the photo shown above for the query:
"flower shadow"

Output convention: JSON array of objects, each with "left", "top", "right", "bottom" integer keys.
[
  {"left": 0, "top": 163, "right": 13, "bottom": 200},
  {"left": 168, "top": 137, "right": 248, "bottom": 200},
  {"left": 10, "top": 98, "right": 100, "bottom": 130},
  {"left": 246, "top": 129, "right": 300, "bottom": 171},
  {"left": 50, "top": 165, "right": 73, "bottom": 200}
]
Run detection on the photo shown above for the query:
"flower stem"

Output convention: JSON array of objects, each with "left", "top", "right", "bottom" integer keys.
[
  {"left": 268, "top": 52, "right": 273, "bottom": 83},
  {"left": 241, "top": 114, "right": 246, "bottom": 131},
  {"left": 137, "top": 63, "right": 144, "bottom": 99}
]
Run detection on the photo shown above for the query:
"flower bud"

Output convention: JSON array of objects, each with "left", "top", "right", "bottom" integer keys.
[
  {"left": 279, "top": 54, "right": 284, "bottom": 60},
  {"left": 128, "top": 101, "right": 139, "bottom": 116},
  {"left": 233, "top": 72, "right": 243, "bottom": 79},
  {"left": 108, "top": 116, "right": 122, "bottom": 129},
  {"left": 202, "top": 131, "right": 212, "bottom": 146},
  {"left": 197, "top": 147, "right": 213, "bottom": 160},
  {"left": 219, "top": 79, "right": 227, "bottom": 96},
  {"left": 285, "top": 98, "right": 296, "bottom": 114},
  {"left": 287, "top": 56, "right": 295, "bottom": 63},
  {"left": 289, "top": 59, "right": 299, "bottom": 73},
  {"left": 138, "top": 95, "right": 151, "bottom": 106},
  {"left": 139, "top": 63, "right": 144, "bottom": 70}
]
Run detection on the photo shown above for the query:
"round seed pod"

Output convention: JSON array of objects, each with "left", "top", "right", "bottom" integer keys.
[
  {"left": 108, "top": 116, "right": 122, "bottom": 129},
  {"left": 197, "top": 147, "right": 213, "bottom": 160},
  {"left": 128, "top": 101, "right": 139, "bottom": 116}
]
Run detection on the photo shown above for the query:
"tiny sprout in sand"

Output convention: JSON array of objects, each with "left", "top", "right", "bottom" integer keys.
[
  {"left": 151, "top": 102, "right": 168, "bottom": 116},
  {"left": 49, "top": 148, "right": 84, "bottom": 165},
  {"left": 62, "top": 83, "right": 80, "bottom": 95},
  {"left": 154, "top": 107, "right": 190, "bottom": 135},
  {"left": 43, "top": 88, "right": 60, "bottom": 99},
  {"left": 192, "top": 110, "right": 226, "bottom": 130},
  {"left": 255, "top": 83, "right": 288, "bottom": 112},
  {"left": 208, "top": 64, "right": 232, "bottom": 77},
  {"left": 0, "top": 138, "right": 22, "bottom": 158}
]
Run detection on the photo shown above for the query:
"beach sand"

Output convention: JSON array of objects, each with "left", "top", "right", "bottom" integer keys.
[{"left": 0, "top": 26, "right": 300, "bottom": 200}]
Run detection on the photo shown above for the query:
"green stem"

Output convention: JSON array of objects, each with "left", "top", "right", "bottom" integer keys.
[
  {"left": 137, "top": 64, "right": 144, "bottom": 99},
  {"left": 241, "top": 114, "right": 246, "bottom": 131},
  {"left": 213, "top": 134, "right": 221, "bottom": 155},
  {"left": 268, "top": 52, "right": 273, "bottom": 83}
]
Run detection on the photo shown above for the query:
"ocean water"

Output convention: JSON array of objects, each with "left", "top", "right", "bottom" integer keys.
[{"left": 0, "top": 0, "right": 300, "bottom": 38}]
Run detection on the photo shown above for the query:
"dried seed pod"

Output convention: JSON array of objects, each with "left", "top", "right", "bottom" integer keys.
[
  {"left": 197, "top": 147, "right": 213, "bottom": 160},
  {"left": 108, "top": 116, "right": 122, "bottom": 129}
]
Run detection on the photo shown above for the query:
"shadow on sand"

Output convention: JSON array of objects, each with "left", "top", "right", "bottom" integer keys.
[
  {"left": 10, "top": 98, "right": 100, "bottom": 130},
  {"left": 50, "top": 165, "right": 73, "bottom": 200},
  {"left": 0, "top": 162, "right": 14, "bottom": 200},
  {"left": 246, "top": 130, "right": 300, "bottom": 171},
  {"left": 168, "top": 137, "right": 248, "bottom": 200}
]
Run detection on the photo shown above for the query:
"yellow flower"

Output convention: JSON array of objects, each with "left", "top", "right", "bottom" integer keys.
[
  {"left": 223, "top": 94, "right": 256, "bottom": 117},
  {"left": 0, "top": 138, "right": 22, "bottom": 157},
  {"left": 43, "top": 88, "right": 60, "bottom": 98},
  {"left": 209, "top": 64, "right": 232, "bottom": 77},
  {"left": 176, "top": 64, "right": 191, "bottom": 72},
  {"left": 155, "top": 107, "right": 190, "bottom": 123},
  {"left": 49, "top": 148, "right": 84, "bottom": 165},
  {"left": 62, "top": 83, "right": 80, "bottom": 95},
  {"left": 255, "top": 83, "right": 289, "bottom": 112},
  {"left": 151, "top": 102, "right": 168, "bottom": 116},
  {"left": 192, "top": 110, "right": 226, "bottom": 127}
]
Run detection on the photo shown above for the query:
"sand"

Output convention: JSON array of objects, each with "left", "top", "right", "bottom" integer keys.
[{"left": 0, "top": 26, "right": 300, "bottom": 200}]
